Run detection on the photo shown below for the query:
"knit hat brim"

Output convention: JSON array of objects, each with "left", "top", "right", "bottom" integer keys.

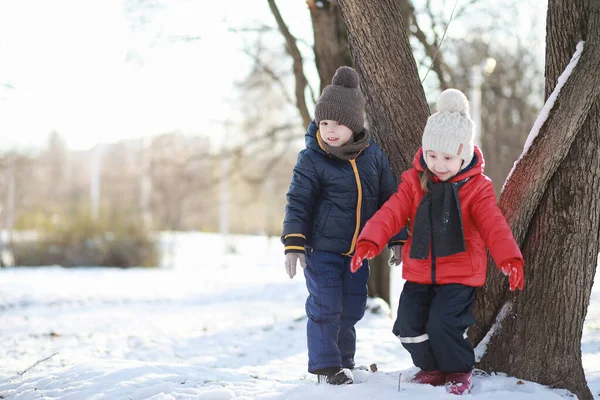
[
  {"left": 422, "top": 114, "right": 475, "bottom": 168},
  {"left": 315, "top": 101, "right": 364, "bottom": 134},
  {"left": 314, "top": 66, "right": 365, "bottom": 134}
]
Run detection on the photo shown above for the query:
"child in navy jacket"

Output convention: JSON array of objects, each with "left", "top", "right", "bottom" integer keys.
[{"left": 282, "top": 66, "right": 406, "bottom": 385}]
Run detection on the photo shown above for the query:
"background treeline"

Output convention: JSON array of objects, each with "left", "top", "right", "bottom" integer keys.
[{"left": 0, "top": 131, "right": 293, "bottom": 267}]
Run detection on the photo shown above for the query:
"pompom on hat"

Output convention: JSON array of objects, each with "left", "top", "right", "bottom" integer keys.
[
  {"left": 314, "top": 66, "right": 366, "bottom": 134},
  {"left": 422, "top": 88, "right": 475, "bottom": 169}
]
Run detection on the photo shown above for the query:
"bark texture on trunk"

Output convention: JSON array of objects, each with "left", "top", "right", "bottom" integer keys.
[
  {"left": 367, "top": 248, "right": 391, "bottom": 306},
  {"left": 472, "top": 1, "right": 600, "bottom": 398},
  {"left": 477, "top": 100, "right": 600, "bottom": 399},
  {"left": 336, "top": 0, "right": 430, "bottom": 305},
  {"left": 338, "top": 0, "right": 428, "bottom": 175},
  {"left": 308, "top": 1, "right": 352, "bottom": 92},
  {"left": 471, "top": 0, "right": 600, "bottom": 345}
]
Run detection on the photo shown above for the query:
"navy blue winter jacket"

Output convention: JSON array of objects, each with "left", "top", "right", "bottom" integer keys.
[{"left": 282, "top": 121, "right": 406, "bottom": 255}]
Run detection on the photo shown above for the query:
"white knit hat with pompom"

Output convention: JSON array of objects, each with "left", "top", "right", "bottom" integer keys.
[{"left": 422, "top": 88, "right": 475, "bottom": 169}]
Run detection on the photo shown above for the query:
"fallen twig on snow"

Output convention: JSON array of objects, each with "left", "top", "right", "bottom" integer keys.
[{"left": 17, "top": 352, "right": 59, "bottom": 377}]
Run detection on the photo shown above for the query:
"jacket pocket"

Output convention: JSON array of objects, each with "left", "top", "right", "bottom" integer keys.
[
  {"left": 314, "top": 203, "right": 332, "bottom": 233},
  {"left": 468, "top": 236, "right": 486, "bottom": 274}
]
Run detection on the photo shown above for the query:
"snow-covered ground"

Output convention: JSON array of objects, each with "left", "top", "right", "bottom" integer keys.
[{"left": 0, "top": 232, "right": 598, "bottom": 399}]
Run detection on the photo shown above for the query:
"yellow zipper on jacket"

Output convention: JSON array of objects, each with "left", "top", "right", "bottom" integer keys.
[
  {"left": 317, "top": 129, "right": 366, "bottom": 256},
  {"left": 343, "top": 158, "right": 363, "bottom": 256}
]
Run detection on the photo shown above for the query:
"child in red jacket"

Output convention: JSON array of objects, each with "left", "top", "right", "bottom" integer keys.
[{"left": 350, "top": 88, "right": 524, "bottom": 395}]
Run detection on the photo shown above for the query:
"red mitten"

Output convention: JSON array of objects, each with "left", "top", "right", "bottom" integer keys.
[
  {"left": 350, "top": 241, "right": 378, "bottom": 273},
  {"left": 500, "top": 259, "right": 524, "bottom": 291}
]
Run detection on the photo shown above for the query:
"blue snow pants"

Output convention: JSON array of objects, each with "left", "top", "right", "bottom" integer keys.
[
  {"left": 303, "top": 249, "right": 369, "bottom": 373},
  {"left": 392, "top": 281, "right": 476, "bottom": 373}
]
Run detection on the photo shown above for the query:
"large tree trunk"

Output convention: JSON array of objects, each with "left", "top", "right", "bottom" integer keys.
[
  {"left": 337, "top": 0, "right": 427, "bottom": 174},
  {"left": 336, "top": 0, "right": 429, "bottom": 309},
  {"left": 308, "top": 1, "right": 352, "bottom": 92},
  {"left": 471, "top": 1, "right": 600, "bottom": 399},
  {"left": 309, "top": 1, "right": 412, "bottom": 306},
  {"left": 367, "top": 247, "right": 391, "bottom": 306},
  {"left": 308, "top": 1, "right": 391, "bottom": 304}
]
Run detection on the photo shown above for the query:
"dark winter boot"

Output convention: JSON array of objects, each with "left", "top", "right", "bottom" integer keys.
[
  {"left": 315, "top": 367, "right": 354, "bottom": 385},
  {"left": 445, "top": 371, "right": 472, "bottom": 395},
  {"left": 412, "top": 369, "right": 446, "bottom": 387}
]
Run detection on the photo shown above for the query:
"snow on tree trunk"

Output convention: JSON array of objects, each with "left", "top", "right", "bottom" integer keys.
[{"left": 471, "top": 1, "right": 600, "bottom": 399}]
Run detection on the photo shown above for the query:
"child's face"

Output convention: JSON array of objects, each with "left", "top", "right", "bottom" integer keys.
[
  {"left": 319, "top": 120, "right": 353, "bottom": 147},
  {"left": 424, "top": 150, "right": 463, "bottom": 181}
]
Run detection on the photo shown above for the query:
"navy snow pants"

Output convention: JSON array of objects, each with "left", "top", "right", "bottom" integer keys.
[
  {"left": 303, "top": 249, "right": 369, "bottom": 373},
  {"left": 392, "top": 281, "right": 476, "bottom": 373}
]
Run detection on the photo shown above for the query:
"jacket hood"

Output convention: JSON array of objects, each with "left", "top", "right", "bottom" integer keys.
[
  {"left": 413, "top": 145, "right": 485, "bottom": 181},
  {"left": 305, "top": 120, "right": 325, "bottom": 153}
]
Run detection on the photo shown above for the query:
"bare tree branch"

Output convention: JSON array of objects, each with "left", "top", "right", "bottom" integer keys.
[
  {"left": 399, "top": 0, "right": 453, "bottom": 89},
  {"left": 267, "top": 0, "right": 311, "bottom": 127},
  {"left": 241, "top": 47, "right": 295, "bottom": 105},
  {"left": 453, "top": 0, "right": 481, "bottom": 20},
  {"left": 420, "top": 0, "right": 457, "bottom": 86},
  {"left": 237, "top": 139, "right": 294, "bottom": 185}
]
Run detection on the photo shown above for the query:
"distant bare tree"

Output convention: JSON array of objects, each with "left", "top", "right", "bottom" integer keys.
[
  {"left": 147, "top": 133, "right": 213, "bottom": 230},
  {"left": 446, "top": 36, "right": 543, "bottom": 195}
]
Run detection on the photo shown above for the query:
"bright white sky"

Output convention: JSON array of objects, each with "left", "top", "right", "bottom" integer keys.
[
  {"left": 0, "top": 1, "right": 543, "bottom": 152},
  {"left": 0, "top": 0, "right": 311, "bottom": 151},
  {"left": 1, "top": 232, "right": 599, "bottom": 398}
]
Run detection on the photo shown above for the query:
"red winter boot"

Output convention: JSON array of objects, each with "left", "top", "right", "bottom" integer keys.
[
  {"left": 445, "top": 371, "right": 472, "bottom": 395},
  {"left": 412, "top": 369, "right": 446, "bottom": 387}
]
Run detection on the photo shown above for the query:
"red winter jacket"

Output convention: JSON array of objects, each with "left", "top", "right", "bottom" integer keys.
[{"left": 357, "top": 147, "right": 523, "bottom": 287}]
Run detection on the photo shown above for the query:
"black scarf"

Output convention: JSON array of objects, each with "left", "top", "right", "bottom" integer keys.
[{"left": 410, "top": 176, "right": 470, "bottom": 260}]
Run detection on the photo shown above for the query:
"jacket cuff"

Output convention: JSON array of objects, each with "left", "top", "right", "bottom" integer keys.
[
  {"left": 284, "top": 234, "right": 306, "bottom": 254},
  {"left": 387, "top": 239, "right": 406, "bottom": 248},
  {"left": 498, "top": 257, "right": 524, "bottom": 271},
  {"left": 388, "top": 227, "right": 409, "bottom": 248}
]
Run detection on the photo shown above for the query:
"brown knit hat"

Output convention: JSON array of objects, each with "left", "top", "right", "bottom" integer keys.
[{"left": 314, "top": 66, "right": 365, "bottom": 134}]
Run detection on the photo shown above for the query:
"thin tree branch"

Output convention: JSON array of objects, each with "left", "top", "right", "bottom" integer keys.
[
  {"left": 421, "top": 0, "right": 458, "bottom": 86},
  {"left": 267, "top": 0, "right": 311, "bottom": 127},
  {"left": 453, "top": 0, "right": 481, "bottom": 20},
  {"left": 241, "top": 47, "right": 295, "bottom": 105},
  {"left": 399, "top": 0, "right": 452, "bottom": 89},
  {"left": 17, "top": 352, "right": 59, "bottom": 377},
  {"left": 237, "top": 138, "right": 294, "bottom": 185}
]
